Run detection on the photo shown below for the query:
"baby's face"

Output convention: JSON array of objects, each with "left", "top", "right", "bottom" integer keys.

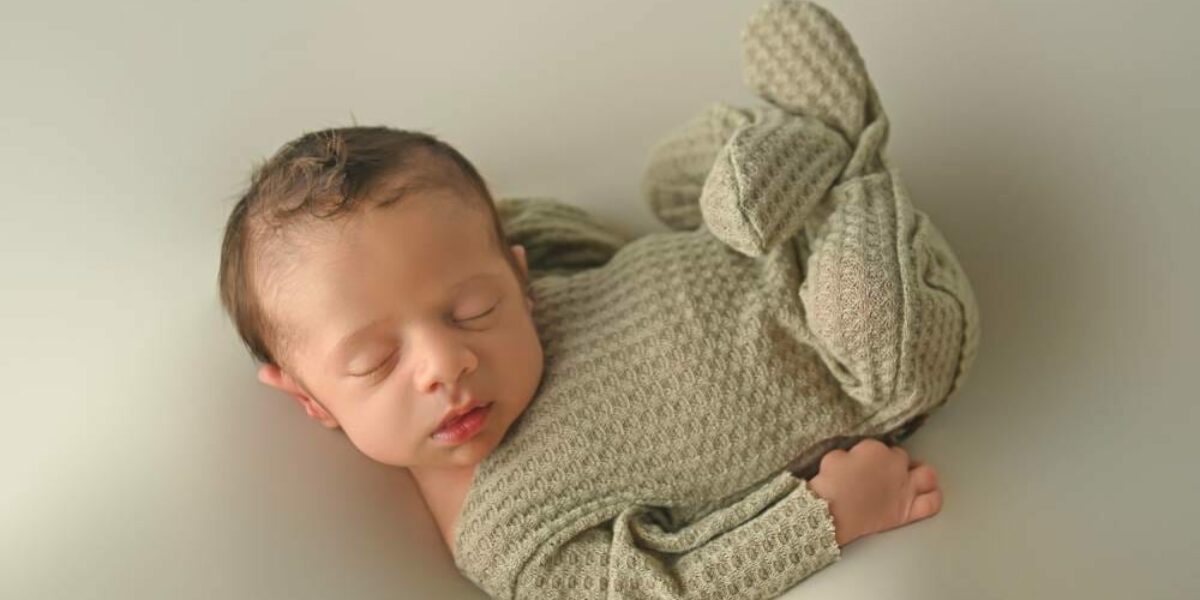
[{"left": 263, "top": 186, "right": 544, "bottom": 469}]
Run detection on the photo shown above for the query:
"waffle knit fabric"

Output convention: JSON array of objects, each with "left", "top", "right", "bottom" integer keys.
[{"left": 453, "top": 1, "right": 981, "bottom": 598}]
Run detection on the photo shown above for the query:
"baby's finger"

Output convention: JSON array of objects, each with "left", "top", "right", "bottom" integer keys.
[
  {"left": 907, "top": 464, "right": 939, "bottom": 495},
  {"left": 907, "top": 489, "right": 943, "bottom": 523}
]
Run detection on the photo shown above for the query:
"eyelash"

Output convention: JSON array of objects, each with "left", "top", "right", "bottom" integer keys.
[
  {"left": 353, "top": 303, "right": 498, "bottom": 378},
  {"left": 459, "top": 304, "right": 497, "bottom": 323}
]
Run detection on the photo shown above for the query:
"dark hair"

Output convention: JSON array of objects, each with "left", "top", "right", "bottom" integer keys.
[{"left": 218, "top": 126, "right": 521, "bottom": 369}]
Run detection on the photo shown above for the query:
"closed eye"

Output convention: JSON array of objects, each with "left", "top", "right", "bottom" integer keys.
[
  {"left": 457, "top": 303, "right": 498, "bottom": 322},
  {"left": 352, "top": 351, "right": 396, "bottom": 378},
  {"left": 351, "top": 302, "right": 499, "bottom": 379}
]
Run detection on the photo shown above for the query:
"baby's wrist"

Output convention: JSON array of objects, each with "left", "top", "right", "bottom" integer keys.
[
  {"left": 806, "top": 478, "right": 858, "bottom": 547},
  {"left": 818, "top": 502, "right": 854, "bottom": 548},
  {"left": 826, "top": 503, "right": 864, "bottom": 548},
  {"left": 830, "top": 508, "right": 859, "bottom": 547},
  {"left": 833, "top": 523, "right": 857, "bottom": 547}
]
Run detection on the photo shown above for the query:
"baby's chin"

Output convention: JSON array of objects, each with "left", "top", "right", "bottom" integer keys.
[
  {"left": 437, "top": 424, "right": 506, "bottom": 468},
  {"left": 407, "top": 422, "right": 507, "bottom": 470}
]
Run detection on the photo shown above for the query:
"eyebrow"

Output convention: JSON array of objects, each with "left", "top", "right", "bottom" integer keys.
[{"left": 327, "top": 272, "right": 501, "bottom": 364}]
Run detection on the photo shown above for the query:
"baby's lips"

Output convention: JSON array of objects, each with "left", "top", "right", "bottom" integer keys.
[{"left": 434, "top": 401, "right": 490, "bottom": 433}]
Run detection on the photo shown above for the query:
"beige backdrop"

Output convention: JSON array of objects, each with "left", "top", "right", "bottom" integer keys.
[{"left": 2, "top": 0, "right": 1197, "bottom": 598}]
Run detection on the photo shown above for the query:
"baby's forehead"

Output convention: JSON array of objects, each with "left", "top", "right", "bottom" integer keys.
[{"left": 256, "top": 196, "right": 505, "bottom": 346}]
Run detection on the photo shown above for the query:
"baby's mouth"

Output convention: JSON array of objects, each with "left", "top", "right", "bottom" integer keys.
[{"left": 430, "top": 403, "right": 493, "bottom": 444}]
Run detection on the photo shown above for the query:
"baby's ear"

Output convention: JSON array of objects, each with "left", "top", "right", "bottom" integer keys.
[
  {"left": 256, "top": 363, "right": 340, "bottom": 429},
  {"left": 510, "top": 244, "right": 535, "bottom": 311},
  {"left": 511, "top": 244, "right": 528, "bottom": 275}
]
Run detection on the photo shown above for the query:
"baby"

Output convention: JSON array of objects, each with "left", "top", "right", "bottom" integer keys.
[{"left": 218, "top": 1, "right": 980, "bottom": 598}]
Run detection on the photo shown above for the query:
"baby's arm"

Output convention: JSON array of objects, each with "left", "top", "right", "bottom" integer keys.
[
  {"left": 504, "top": 439, "right": 939, "bottom": 600},
  {"left": 509, "top": 470, "right": 840, "bottom": 600}
]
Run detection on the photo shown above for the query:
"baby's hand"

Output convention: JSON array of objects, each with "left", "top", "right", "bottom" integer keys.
[{"left": 806, "top": 439, "right": 943, "bottom": 547}]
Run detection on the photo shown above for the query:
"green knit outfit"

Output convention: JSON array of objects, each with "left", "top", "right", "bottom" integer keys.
[{"left": 454, "top": 1, "right": 982, "bottom": 598}]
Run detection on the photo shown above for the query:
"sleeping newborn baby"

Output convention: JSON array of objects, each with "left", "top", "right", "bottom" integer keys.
[{"left": 216, "top": 1, "right": 980, "bottom": 598}]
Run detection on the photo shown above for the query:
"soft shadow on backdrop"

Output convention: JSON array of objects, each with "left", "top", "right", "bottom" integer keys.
[{"left": 2, "top": 1, "right": 1197, "bottom": 598}]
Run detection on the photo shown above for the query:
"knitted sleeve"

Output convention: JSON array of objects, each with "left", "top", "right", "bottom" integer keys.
[
  {"left": 495, "top": 196, "right": 634, "bottom": 278},
  {"left": 510, "top": 470, "right": 840, "bottom": 600}
]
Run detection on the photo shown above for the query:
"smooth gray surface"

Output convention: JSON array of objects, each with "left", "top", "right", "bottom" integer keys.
[{"left": 2, "top": 1, "right": 1197, "bottom": 598}]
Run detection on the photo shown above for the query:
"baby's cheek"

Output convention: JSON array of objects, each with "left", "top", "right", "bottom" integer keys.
[{"left": 343, "top": 422, "right": 403, "bottom": 466}]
